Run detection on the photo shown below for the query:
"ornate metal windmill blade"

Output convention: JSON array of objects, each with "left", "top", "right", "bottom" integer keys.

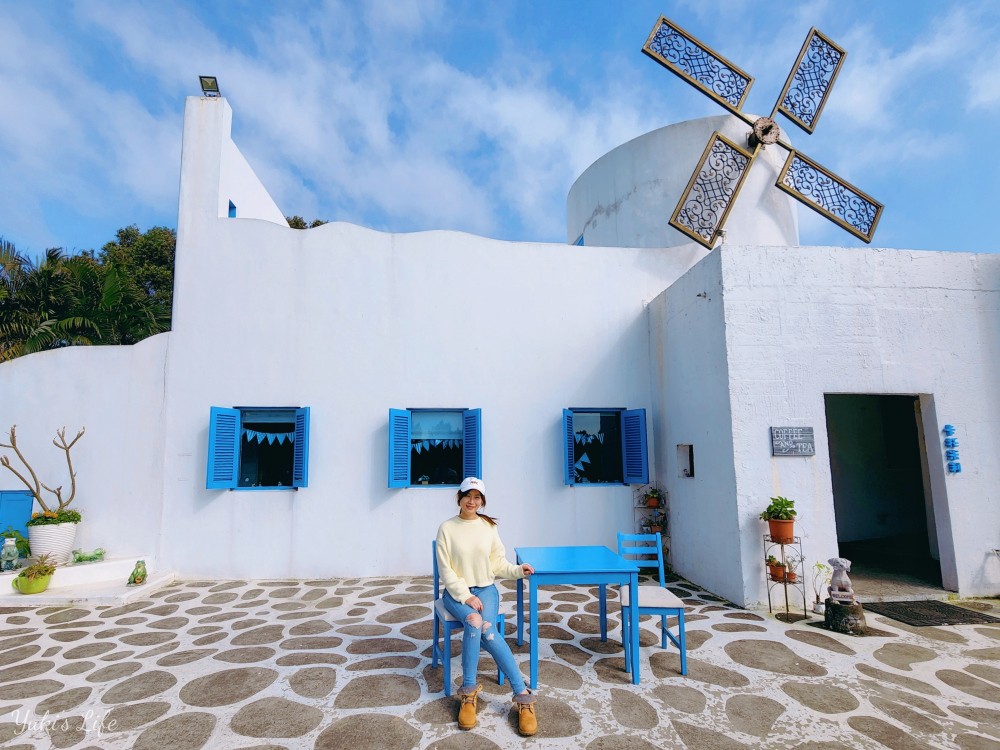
[
  {"left": 670, "top": 132, "right": 757, "bottom": 249},
  {"left": 776, "top": 150, "right": 883, "bottom": 243},
  {"left": 774, "top": 28, "right": 846, "bottom": 134},
  {"left": 642, "top": 16, "right": 755, "bottom": 122}
]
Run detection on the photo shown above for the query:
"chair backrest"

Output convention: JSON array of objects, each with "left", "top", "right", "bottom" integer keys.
[
  {"left": 432, "top": 539, "right": 442, "bottom": 602},
  {"left": 617, "top": 531, "right": 665, "bottom": 586}
]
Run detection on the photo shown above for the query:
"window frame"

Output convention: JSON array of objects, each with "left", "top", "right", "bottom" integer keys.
[
  {"left": 206, "top": 405, "right": 310, "bottom": 490},
  {"left": 388, "top": 407, "right": 481, "bottom": 488},
  {"left": 563, "top": 407, "right": 648, "bottom": 486}
]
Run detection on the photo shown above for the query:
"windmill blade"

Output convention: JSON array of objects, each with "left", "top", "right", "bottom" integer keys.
[
  {"left": 642, "top": 16, "right": 754, "bottom": 118},
  {"left": 776, "top": 150, "right": 883, "bottom": 243},
  {"left": 670, "top": 132, "right": 757, "bottom": 249},
  {"left": 775, "top": 28, "right": 846, "bottom": 134}
]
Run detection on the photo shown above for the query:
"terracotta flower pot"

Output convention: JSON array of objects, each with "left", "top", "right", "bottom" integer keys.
[
  {"left": 767, "top": 564, "right": 785, "bottom": 581},
  {"left": 645, "top": 496, "right": 660, "bottom": 508},
  {"left": 767, "top": 519, "right": 795, "bottom": 544}
]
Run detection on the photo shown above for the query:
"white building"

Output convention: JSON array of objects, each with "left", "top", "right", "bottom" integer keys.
[{"left": 2, "top": 97, "right": 998, "bottom": 608}]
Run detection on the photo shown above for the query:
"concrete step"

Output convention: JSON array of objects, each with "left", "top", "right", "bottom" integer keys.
[{"left": 0, "top": 557, "right": 175, "bottom": 605}]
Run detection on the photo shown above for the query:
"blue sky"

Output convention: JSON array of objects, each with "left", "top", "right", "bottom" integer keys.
[{"left": 1, "top": 0, "right": 998, "bottom": 256}]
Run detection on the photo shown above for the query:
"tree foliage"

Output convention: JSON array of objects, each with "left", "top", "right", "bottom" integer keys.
[
  {"left": 286, "top": 216, "right": 327, "bottom": 229},
  {"left": 0, "top": 226, "right": 175, "bottom": 362}
]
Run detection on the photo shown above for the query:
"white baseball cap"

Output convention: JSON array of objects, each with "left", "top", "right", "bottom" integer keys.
[{"left": 459, "top": 477, "right": 486, "bottom": 495}]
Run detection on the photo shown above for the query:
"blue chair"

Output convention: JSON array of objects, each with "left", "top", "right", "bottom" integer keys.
[
  {"left": 617, "top": 531, "right": 687, "bottom": 675},
  {"left": 431, "top": 540, "right": 506, "bottom": 696}
]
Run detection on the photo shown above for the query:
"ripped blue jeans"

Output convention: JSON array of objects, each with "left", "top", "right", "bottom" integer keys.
[{"left": 442, "top": 584, "right": 527, "bottom": 695}]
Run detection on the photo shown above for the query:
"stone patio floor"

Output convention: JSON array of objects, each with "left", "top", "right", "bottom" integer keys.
[{"left": 0, "top": 574, "right": 998, "bottom": 749}]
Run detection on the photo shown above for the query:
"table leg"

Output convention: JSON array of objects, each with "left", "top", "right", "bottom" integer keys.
[
  {"left": 529, "top": 578, "right": 539, "bottom": 690},
  {"left": 599, "top": 583, "right": 607, "bottom": 641},
  {"left": 628, "top": 572, "right": 640, "bottom": 684},
  {"left": 516, "top": 576, "right": 524, "bottom": 646}
]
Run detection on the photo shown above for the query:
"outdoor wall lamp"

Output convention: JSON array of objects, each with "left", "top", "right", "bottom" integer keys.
[{"left": 199, "top": 76, "right": 221, "bottom": 97}]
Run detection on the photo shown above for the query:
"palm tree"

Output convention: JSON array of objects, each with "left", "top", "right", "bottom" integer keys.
[
  {"left": 0, "top": 236, "right": 171, "bottom": 361},
  {"left": 0, "top": 243, "right": 97, "bottom": 361}
]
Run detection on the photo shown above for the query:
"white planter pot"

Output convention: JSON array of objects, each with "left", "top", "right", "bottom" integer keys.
[
  {"left": 812, "top": 602, "right": 826, "bottom": 615},
  {"left": 28, "top": 522, "right": 79, "bottom": 565}
]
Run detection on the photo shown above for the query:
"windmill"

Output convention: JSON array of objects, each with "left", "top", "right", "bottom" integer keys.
[{"left": 642, "top": 16, "right": 883, "bottom": 249}]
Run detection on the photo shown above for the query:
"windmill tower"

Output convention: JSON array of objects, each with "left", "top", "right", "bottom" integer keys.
[{"left": 568, "top": 16, "right": 882, "bottom": 251}]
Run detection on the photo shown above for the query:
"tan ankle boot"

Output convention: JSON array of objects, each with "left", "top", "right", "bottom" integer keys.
[
  {"left": 457, "top": 685, "right": 482, "bottom": 730},
  {"left": 513, "top": 692, "right": 537, "bottom": 736}
]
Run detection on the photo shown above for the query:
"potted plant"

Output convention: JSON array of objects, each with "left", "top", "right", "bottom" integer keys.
[
  {"left": 643, "top": 487, "right": 662, "bottom": 508},
  {"left": 0, "top": 425, "right": 86, "bottom": 565},
  {"left": 648, "top": 510, "right": 665, "bottom": 534},
  {"left": 783, "top": 552, "right": 801, "bottom": 583},
  {"left": 766, "top": 554, "right": 785, "bottom": 581},
  {"left": 811, "top": 561, "right": 832, "bottom": 614},
  {"left": 11, "top": 554, "right": 55, "bottom": 594},
  {"left": 759, "top": 496, "right": 796, "bottom": 543}
]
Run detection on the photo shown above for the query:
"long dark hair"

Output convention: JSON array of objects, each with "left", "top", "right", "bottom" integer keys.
[{"left": 457, "top": 488, "right": 498, "bottom": 526}]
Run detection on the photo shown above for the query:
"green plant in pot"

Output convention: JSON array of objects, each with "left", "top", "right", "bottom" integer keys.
[
  {"left": 643, "top": 487, "right": 662, "bottom": 508},
  {"left": 1, "top": 425, "right": 86, "bottom": 565},
  {"left": 648, "top": 510, "right": 666, "bottom": 533},
  {"left": 812, "top": 561, "right": 832, "bottom": 613},
  {"left": 765, "top": 554, "right": 785, "bottom": 580},
  {"left": 784, "top": 552, "right": 802, "bottom": 583},
  {"left": 11, "top": 554, "right": 55, "bottom": 594},
  {"left": 759, "top": 496, "right": 796, "bottom": 543}
]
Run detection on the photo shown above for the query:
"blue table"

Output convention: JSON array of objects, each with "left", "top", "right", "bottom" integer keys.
[{"left": 514, "top": 545, "right": 640, "bottom": 687}]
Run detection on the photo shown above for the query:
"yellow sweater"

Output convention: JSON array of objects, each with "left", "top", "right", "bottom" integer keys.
[{"left": 436, "top": 515, "right": 524, "bottom": 604}]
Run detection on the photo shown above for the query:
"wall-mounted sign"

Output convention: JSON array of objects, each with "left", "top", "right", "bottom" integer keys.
[
  {"left": 943, "top": 424, "right": 961, "bottom": 474},
  {"left": 770, "top": 426, "right": 815, "bottom": 456}
]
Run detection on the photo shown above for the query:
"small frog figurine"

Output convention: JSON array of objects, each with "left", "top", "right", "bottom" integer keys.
[
  {"left": 127, "top": 560, "right": 148, "bottom": 586},
  {"left": 1, "top": 538, "right": 19, "bottom": 572}
]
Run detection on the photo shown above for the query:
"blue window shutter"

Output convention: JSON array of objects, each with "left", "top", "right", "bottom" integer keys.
[
  {"left": 0, "top": 490, "right": 34, "bottom": 538},
  {"left": 622, "top": 408, "right": 649, "bottom": 485},
  {"left": 292, "top": 407, "right": 310, "bottom": 488},
  {"left": 388, "top": 409, "right": 411, "bottom": 488},
  {"left": 462, "top": 409, "right": 482, "bottom": 480},
  {"left": 563, "top": 409, "right": 575, "bottom": 485},
  {"left": 206, "top": 407, "right": 240, "bottom": 489}
]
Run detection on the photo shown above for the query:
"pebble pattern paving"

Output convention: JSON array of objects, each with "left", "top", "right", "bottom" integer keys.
[{"left": 0, "top": 575, "right": 998, "bottom": 749}]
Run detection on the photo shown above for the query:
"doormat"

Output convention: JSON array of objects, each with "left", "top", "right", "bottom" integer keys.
[{"left": 862, "top": 600, "right": 1000, "bottom": 627}]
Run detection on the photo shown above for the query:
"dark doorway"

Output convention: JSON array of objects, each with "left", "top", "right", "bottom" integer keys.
[{"left": 825, "top": 394, "right": 944, "bottom": 598}]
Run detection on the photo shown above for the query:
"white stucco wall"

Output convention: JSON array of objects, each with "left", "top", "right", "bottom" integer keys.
[
  {"left": 158, "top": 220, "right": 707, "bottom": 578},
  {"left": 648, "top": 250, "right": 745, "bottom": 604},
  {"left": 0, "top": 335, "right": 168, "bottom": 558},
  {"left": 721, "top": 245, "right": 1000, "bottom": 602},
  {"left": 567, "top": 115, "right": 799, "bottom": 249},
  {"left": 154, "top": 96, "right": 709, "bottom": 579}
]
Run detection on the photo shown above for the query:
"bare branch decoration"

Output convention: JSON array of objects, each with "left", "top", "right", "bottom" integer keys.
[{"left": 0, "top": 425, "right": 86, "bottom": 513}]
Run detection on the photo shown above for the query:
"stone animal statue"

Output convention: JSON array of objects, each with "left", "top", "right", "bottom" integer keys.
[
  {"left": 127, "top": 560, "right": 148, "bottom": 586},
  {"left": 827, "top": 557, "right": 855, "bottom": 604}
]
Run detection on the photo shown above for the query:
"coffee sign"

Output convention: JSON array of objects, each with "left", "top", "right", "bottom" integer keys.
[{"left": 770, "top": 426, "right": 815, "bottom": 456}]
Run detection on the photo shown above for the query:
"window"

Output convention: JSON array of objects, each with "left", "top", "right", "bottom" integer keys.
[
  {"left": 388, "top": 408, "right": 481, "bottom": 488},
  {"left": 563, "top": 408, "right": 648, "bottom": 485},
  {"left": 207, "top": 406, "right": 310, "bottom": 490}
]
